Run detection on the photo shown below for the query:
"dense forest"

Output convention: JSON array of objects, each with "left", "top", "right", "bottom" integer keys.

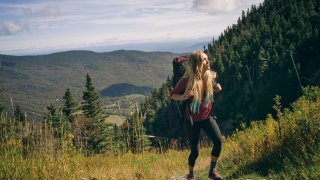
[
  {"left": 208, "top": 0, "right": 320, "bottom": 127},
  {"left": 140, "top": 0, "right": 320, "bottom": 139}
]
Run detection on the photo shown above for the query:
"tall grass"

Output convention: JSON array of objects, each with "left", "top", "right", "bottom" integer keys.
[
  {"left": 1, "top": 86, "right": 319, "bottom": 179},
  {"left": 0, "top": 112, "right": 76, "bottom": 179},
  {"left": 0, "top": 112, "right": 213, "bottom": 179},
  {"left": 217, "top": 86, "right": 320, "bottom": 179}
]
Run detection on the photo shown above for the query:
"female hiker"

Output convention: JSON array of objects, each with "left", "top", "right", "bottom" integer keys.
[{"left": 170, "top": 50, "right": 223, "bottom": 180}]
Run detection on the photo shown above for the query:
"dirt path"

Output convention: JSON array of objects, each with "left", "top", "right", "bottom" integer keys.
[{"left": 170, "top": 173, "right": 187, "bottom": 180}]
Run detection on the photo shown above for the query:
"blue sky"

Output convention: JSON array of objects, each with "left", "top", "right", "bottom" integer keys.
[{"left": 0, "top": 0, "right": 264, "bottom": 55}]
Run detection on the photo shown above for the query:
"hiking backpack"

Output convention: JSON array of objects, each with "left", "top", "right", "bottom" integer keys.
[
  {"left": 165, "top": 55, "right": 190, "bottom": 138},
  {"left": 169, "top": 55, "right": 190, "bottom": 126},
  {"left": 172, "top": 55, "right": 190, "bottom": 87}
]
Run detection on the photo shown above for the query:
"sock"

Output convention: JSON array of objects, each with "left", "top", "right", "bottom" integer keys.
[
  {"left": 189, "top": 170, "right": 194, "bottom": 176},
  {"left": 210, "top": 161, "right": 217, "bottom": 171}
]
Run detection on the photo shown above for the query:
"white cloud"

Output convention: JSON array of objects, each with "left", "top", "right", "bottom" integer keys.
[
  {"left": 192, "top": 0, "right": 263, "bottom": 15},
  {"left": 2, "top": 21, "right": 28, "bottom": 35},
  {"left": 36, "top": 5, "right": 61, "bottom": 17},
  {"left": 21, "top": 7, "right": 33, "bottom": 16},
  {"left": 192, "top": 0, "right": 236, "bottom": 14},
  {"left": 0, "top": 3, "right": 61, "bottom": 16}
]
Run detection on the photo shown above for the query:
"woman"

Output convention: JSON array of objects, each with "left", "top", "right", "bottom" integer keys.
[{"left": 170, "top": 50, "right": 223, "bottom": 180}]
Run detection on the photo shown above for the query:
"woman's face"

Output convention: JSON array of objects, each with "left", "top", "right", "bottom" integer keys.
[{"left": 201, "top": 53, "right": 210, "bottom": 71}]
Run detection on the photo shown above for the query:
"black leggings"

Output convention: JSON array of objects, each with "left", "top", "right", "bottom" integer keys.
[{"left": 186, "top": 117, "right": 222, "bottom": 167}]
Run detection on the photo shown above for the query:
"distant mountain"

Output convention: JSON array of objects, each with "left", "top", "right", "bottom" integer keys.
[
  {"left": 91, "top": 38, "right": 212, "bottom": 54},
  {"left": 0, "top": 50, "right": 179, "bottom": 114},
  {"left": 2, "top": 37, "right": 212, "bottom": 56}
]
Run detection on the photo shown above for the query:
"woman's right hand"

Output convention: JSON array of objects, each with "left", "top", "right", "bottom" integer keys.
[{"left": 184, "top": 89, "right": 194, "bottom": 99}]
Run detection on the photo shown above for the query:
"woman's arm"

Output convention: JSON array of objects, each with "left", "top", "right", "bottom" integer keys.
[
  {"left": 171, "top": 94, "right": 186, "bottom": 101},
  {"left": 211, "top": 71, "right": 222, "bottom": 92},
  {"left": 170, "top": 77, "right": 190, "bottom": 100},
  {"left": 171, "top": 89, "right": 193, "bottom": 101}
]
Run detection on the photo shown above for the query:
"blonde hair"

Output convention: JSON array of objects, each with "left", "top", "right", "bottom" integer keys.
[{"left": 184, "top": 50, "right": 214, "bottom": 113}]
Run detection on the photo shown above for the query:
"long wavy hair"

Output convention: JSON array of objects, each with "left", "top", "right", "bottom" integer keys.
[{"left": 184, "top": 50, "right": 214, "bottom": 113}]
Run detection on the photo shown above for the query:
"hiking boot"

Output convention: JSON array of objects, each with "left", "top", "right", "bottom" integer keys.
[
  {"left": 208, "top": 169, "right": 222, "bottom": 180},
  {"left": 187, "top": 173, "right": 195, "bottom": 180}
]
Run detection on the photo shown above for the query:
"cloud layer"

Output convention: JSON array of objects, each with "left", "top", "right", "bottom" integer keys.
[
  {"left": 0, "top": 0, "right": 264, "bottom": 55},
  {"left": 23, "top": 5, "right": 61, "bottom": 17}
]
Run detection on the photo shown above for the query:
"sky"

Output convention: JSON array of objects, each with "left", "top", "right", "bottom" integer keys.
[{"left": 0, "top": 0, "right": 264, "bottom": 55}]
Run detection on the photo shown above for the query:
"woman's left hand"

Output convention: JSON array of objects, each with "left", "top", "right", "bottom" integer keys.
[
  {"left": 211, "top": 70, "right": 217, "bottom": 78},
  {"left": 214, "top": 83, "right": 222, "bottom": 92}
]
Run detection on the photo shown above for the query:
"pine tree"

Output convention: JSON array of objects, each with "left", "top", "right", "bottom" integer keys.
[
  {"left": 82, "top": 74, "right": 104, "bottom": 120},
  {"left": 45, "top": 104, "right": 68, "bottom": 138},
  {"left": 62, "top": 88, "right": 78, "bottom": 122},
  {"left": 81, "top": 74, "right": 112, "bottom": 154},
  {"left": 256, "top": 47, "right": 269, "bottom": 78},
  {"left": 46, "top": 104, "right": 57, "bottom": 122}
]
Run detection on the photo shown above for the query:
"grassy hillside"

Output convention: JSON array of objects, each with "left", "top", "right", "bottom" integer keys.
[
  {"left": 0, "top": 50, "right": 178, "bottom": 115},
  {"left": 1, "top": 86, "right": 319, "bottom": 179}
]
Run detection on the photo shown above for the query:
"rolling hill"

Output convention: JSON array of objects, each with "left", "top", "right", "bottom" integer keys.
[
  {"left": 101, "top": 83, "right": 153, "bottom": 97},
  {"left": 0, "top": 50, "right": 179, "bottom": 116}
]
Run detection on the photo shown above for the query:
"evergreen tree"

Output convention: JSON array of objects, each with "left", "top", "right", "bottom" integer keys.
[
  {"left": 62, "top": 88, "right": 78, "bottom": 122},
  {"left": 81, "top": 74, "right": 112, "bottom": 154},
  {"left": 46, "top": 104, "right": 57, "bottom": 122},
  {"left": 82, "top": 74, "right": 104, "bottom": 120},
  {"left": 256, "top": 47, "right": 269, "bottom": 79},
  {"left": 45, "top": 104, "right": 68, "bottom": 138}
]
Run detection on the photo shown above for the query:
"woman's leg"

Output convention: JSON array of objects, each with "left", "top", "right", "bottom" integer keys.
[
  {"left": 201, "top": 117, "right": 222, "bottom": 159},
  {"left": 186, "top": 122, "right": 201, "bottom": 174},
  {"left": 201, "top": 117, "right": 223, "bottom": 178}
]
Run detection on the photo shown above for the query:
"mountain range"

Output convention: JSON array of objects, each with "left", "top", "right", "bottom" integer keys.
[
  {"left": 0, "top": 50, "right": 179, "bottom": 115},
  {"left": 4, "top": 38, "right": 211, "bottom": 56}
]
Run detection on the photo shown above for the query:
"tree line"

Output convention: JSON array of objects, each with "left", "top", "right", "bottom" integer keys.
[
  {"left": 139, "top": 0, "right": 320, "bottom": 142},
  {"left": 207, "top": 0, "right": 319, "bottom": 127}
]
